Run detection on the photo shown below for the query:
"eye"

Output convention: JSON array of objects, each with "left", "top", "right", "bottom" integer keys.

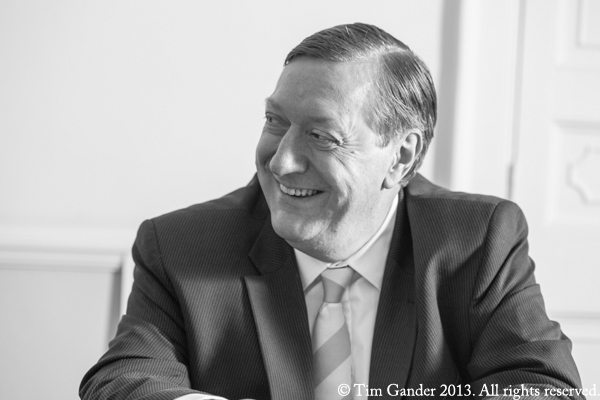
[
  {"left": 264, "top": 113, "right": 288, "bottom": 135},
  {"left": 311, "top": 132, "right": 329, "bottom": 141},
  {"left": 265, "top": 113, "right": 283, "bottom": 125},
  {"left": 309, "top": 131, "right": 338, "bottom": 146}
]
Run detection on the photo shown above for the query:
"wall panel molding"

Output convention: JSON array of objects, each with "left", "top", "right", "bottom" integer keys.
[
  {"left": 0, "top": 226, "right": 133, "bottom": 272},
  {"left": 0, "top": 249, "right": 123, "bottom": 273},
  {"left": 0, "top": 225, "right": 136, "bottom": 253},
  {"left": 550, "top": 313, "right": 600, "bottom": 343}
]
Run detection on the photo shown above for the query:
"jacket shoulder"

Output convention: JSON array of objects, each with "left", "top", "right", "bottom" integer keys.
[
  {"left": 407, "top": 174, "right": 507, "bottom": 207},
  {"left": 405, "top": 174, "right": 528, "bottom": 266},
  {"left": 134, "top": 177, "right": 268, "bottom": 268},
  {"left": 151, "top": 176, "right": 268, "bottom": 227},
  {"left": 405, "top": 174, "right": 524, "bottom": 222}
]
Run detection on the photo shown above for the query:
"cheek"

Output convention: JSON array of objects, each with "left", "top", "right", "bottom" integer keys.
[
  {"left": 255, "top": 132, "right": 280, "bottom": 167},
  {"left": 343, "top": 162, "right": 388, "bottom": 198}
]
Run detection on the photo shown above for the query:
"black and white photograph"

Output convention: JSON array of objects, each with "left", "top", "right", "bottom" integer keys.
[{"left": 0, "top": 1, "right": 599, "bottom": 399}]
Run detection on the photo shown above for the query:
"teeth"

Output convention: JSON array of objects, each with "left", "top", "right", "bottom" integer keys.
[{"left": 279, "top": 184, "right": 319, "bottom": 197}]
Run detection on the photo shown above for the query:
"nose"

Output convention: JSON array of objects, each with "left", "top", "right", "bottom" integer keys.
[{"left": 269, "top": 128, "right": 308, "bottom": 177}]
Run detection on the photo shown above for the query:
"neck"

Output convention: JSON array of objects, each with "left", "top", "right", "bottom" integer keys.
[{"left": 289, "top": 191, "right": 399, "bottom": 262}]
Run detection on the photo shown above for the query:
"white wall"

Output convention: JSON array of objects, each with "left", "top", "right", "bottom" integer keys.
[{"left": 0, "top": 0, "right": 445, "bottom": 244}]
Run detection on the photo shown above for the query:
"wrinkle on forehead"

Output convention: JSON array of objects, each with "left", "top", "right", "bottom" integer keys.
[{"left": 269, "top": 58, "right": 379, "bottom": 131}]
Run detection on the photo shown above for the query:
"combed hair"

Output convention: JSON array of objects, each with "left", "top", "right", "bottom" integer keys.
[{"left": 285, "top": 23, "right": 437, "bottom": 185}]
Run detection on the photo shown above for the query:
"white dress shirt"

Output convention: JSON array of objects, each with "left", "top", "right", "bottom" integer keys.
[{"left": 176, "top": 196, "right": 398, "bottom": 400}]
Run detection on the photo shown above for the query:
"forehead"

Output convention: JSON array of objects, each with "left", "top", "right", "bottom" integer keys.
[{"left": 267, "top": 58, "right": 377, "bottom": 121}]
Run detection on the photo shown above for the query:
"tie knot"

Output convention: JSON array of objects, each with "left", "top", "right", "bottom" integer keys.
[{"left": 321, "top": 266, "right": 354, "bottom": 303}]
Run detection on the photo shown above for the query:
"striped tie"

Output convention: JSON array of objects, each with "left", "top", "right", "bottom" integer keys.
[{"left": 313, "top": 266, "right": 355, "bottom": 400}]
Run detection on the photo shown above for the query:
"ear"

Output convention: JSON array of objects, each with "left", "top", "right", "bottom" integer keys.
[{"left": 383, "top": 130, "right": 423, "bottom": 189}]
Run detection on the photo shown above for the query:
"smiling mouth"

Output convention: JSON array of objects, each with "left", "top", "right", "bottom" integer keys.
[{"left": 279, "top": 183, "right": 322, "bottom": 198}]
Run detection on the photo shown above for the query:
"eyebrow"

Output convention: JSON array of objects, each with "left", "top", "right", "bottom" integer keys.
[
  {"left": 264, "top": 98, "right": 345, "bottom": 130},
  {"left": 264, "top": 98, "right": 283, "bottom": 112}
]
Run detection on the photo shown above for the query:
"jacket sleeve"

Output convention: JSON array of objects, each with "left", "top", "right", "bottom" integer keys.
[
  {"left": 466, "top": 201, "right": 584, "bottom": 399},
  {"left": 80, "top": 219, "right": 207, "bottom": 400}
]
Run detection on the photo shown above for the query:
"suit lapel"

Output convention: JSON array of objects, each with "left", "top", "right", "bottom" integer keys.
[
  {"left": 244, "top": 181, "right": 428, "bottom": 398},
  {"left": 369, "top": 192, "right": 417, "bottom": 393},
  {"left": 245, "top": 218, "right": 314, "bottom": 400}
]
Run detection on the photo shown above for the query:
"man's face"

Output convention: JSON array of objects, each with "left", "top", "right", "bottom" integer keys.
[{"left": 256, "top": 57, "right": 400, "bottom": 261}]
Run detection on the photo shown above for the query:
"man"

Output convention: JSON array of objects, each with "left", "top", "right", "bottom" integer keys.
[{"left": 81, "top": 23, "right": 583, "bottom": 400}]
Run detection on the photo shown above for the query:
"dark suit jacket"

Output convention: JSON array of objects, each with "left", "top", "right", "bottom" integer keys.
[{"left": 80, "top": 174, "right": 583, "bottom": 400}]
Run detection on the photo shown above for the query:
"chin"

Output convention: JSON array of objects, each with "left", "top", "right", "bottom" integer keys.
[{"left": 270, "top": 211, "right": 319, "bottom": 246}]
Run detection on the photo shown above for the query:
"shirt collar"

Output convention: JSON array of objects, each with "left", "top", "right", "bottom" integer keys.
[{"left": 295, "top": 194, "right": 398, "bottom": 291}]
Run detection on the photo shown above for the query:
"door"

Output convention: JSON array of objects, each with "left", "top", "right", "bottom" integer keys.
[{"left": 512, "top": 0, "right": 600, "bottom": 387}]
